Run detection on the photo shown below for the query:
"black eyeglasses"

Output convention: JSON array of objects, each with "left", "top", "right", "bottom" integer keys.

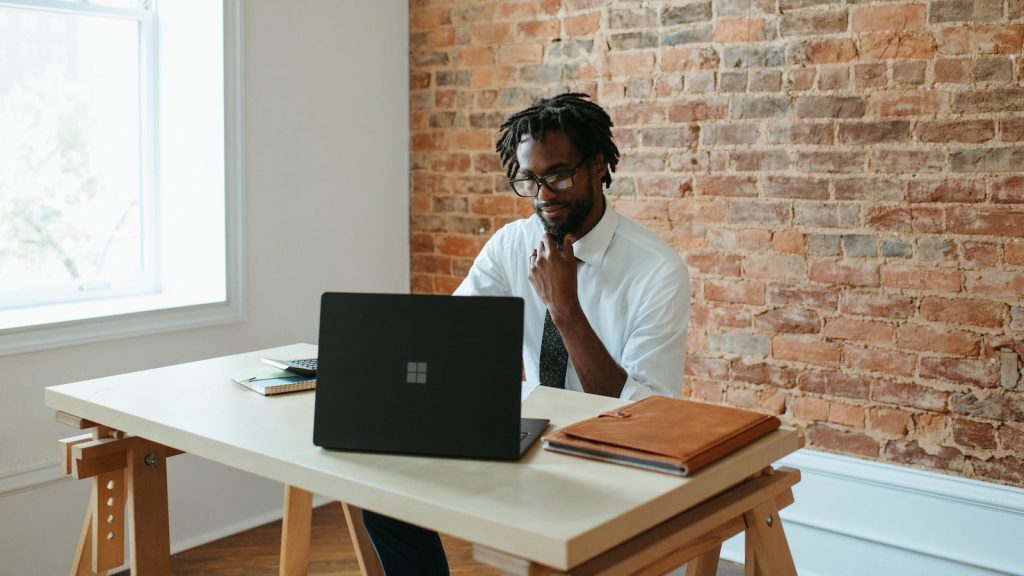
[{"left": 508, "top": 158, "right": 589, "bottom": 198}]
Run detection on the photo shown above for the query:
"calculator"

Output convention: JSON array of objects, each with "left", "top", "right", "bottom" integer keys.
[{"left": 261, "top": 357, "right": 317, "bottom": 377}]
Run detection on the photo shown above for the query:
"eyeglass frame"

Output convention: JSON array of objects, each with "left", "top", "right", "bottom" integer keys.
[{"left": 507, "top": 157, "right": 590, "bottom": 198}]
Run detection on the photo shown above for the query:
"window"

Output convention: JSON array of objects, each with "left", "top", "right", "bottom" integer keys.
[{"left": 0, "top": 0, "right": 244, "bottom": 354}]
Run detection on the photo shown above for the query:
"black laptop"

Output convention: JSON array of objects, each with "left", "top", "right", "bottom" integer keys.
[{"left": 313, "top": 292, "right": 549, "bottom": 460}]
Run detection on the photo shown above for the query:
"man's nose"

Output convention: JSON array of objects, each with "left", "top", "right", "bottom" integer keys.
[{"left": 536, "top": 181, "right": 558, "bottom": 202}]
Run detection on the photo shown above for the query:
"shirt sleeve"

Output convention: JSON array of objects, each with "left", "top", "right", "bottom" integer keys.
[
  {"left": 618, "top": 263, "right": 691, "bottom": 400},
  {"left": 453, "top": 227, "right": 512, "bottom": 297}
]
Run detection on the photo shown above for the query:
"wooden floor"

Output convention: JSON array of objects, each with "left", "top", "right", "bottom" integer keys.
[{"left": 113, "top": 503, "right": 744, "bottom": 575}]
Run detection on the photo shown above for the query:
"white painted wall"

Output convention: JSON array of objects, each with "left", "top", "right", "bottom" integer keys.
[{"left": 0, "top": 2, "right": 409, "bottom": 574}]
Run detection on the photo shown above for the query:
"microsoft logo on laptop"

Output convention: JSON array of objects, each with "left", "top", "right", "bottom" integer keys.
[{"left": 406, "top": 362, "right": 428, "bottom": 384}]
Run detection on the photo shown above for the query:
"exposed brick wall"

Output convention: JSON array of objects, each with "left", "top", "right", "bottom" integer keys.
[{"left": 408, "top": 0, "right": 1024, "bottom": 487}]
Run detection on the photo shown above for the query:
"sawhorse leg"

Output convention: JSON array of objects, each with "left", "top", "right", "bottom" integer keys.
[
  {"left": 59, "top": 413, "right": 178, "bottom": 576},
  {"left": 279, "top": 485, "right": 383, "bottom": 576}
]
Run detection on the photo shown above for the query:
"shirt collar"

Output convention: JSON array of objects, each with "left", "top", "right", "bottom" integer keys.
[{"left": 570, "top": 197, "right": 617, "bottom": 267}]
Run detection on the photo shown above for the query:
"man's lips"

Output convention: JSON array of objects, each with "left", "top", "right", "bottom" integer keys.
[{"left": 537, "top": 203, "right": 567, "bottom": 218}]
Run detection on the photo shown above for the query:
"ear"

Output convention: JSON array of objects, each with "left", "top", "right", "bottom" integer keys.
[{"left": 591, "top": 152, "right": 608, "bottom": 180}]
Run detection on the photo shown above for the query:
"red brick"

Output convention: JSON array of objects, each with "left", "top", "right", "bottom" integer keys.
[
  {"left": 838, "top": 121, "right": 911, "bottom": 145},
  {"left": 830, "top": 402, "right": 866, "bottom": 427},
  {"left": 411, "top": 232, "right": 435, "bottom": 254},
  {"left": 795, "top": 396, "right": 829, "bottom": 421},
  {"left": 517, "top": 19, "right": 559, "bottom": 40},
  {"left": 696, "top": 176, "right": 758, "bottom": 198},
  {"left": 921, "top": 357, "right": 1001, "bottom": 388},
  {"left": 685, "top": 355, "right": 731, "bottom": 380},
  {"left": 917, "top": 120, "right": 995, "bottom": 144},
  {"left": 691, "top": 302, "right": 752, "bottom": 330},
  {"left": 744, "top": 254, "right": 808, "bottom": 281},
  {"left": 953, "top": 419, "right": 998, "bottom": 450},
  {"left": 1000, "top": 426, "right": 1024, "bottom": 452},
  {"left": 866, "top": 90, "right": 947, "bottom": 117},
  {"left": 754, "top": 308, "right": 820, "bottom": 334},
  {"left": 868, "top": 407, "right": 911, "bottom": 436},
  {"left": 725, "top": 386, "right": 760, "bottom": 410},
  {"left": 469, "top": 195, "right": 516, "bottom": 216},
  {"left": 993, "top": 176, "right": 1024, "bottom": 204},
  {"left": 897, "top": 324, "right": 981, "bottom": 356},
  {"left": 704, "top": 279, "right": 765, "bottom": 305},
  {"left": 880, "top": 265, "right": 962, "bottom": 292},
  {"left": 686, "top": 252, "right": 743, "bottom": 277},
  {"left": 934, "top": 58, "right": 971, "bottom": 83},
  {"left": 797, "top": 370, "right": 871, "bottom": 400},
  {"left": 760, "top": 389, "right": 788, "bottom": 414},
  {"left": 661, "top": 46, "right": 720, "bottom": 72},
  {"left": 1006, "top": 240, "right": 1024, "bottom": 265},
  {"left": 853, "top": 4, "right": 925, "bottom": 33},
  {"left": 689, "top": 378, "right": 723, "bottom": 403},
  {"left": 564, "top": 11, "right": 601, "bottom": 36},
  {"left": 781, "top": 8, "right": 848, "bottom": 37},
  {"left": 728, "top": 201, "right": 790, "bottom": 226},
  {"left": 773, "top": 230, "right": 806, "bottom": 254},
  {"left": 973, "top": 456, "right": 1024, "bottom": 485},
  {"left": 412, "top": 254, "right": 452, "bottom": 275},
  {"left": 789, "top": 39, "right": 858, "bottom": 66},
  {"left": 824, "top": 318, "right": 895, "bottom": 344},
  {"left": 961, "top": 242, "right": 1000, "bottom": 268},
  {"left": 764, "top": 176, "right": 828, "bottom": 200},
  {"left": 920, "top": 297, "right": 1006, "bottom": 328},
  {"left": 730, "top": 360, "right": 798, "bottom": 389},
  {"left": 773, "top": 336, "right": 842, "bottom": 367},
  {"left": 437, "top": 235, "right": 483, "bottom": 258},
  {"left": 807, "top": 425, "right": 880, "bottom": 458},
  {"left": 1001, "top": 119, "right": 1024, "bottom": 142},
  {"left": 411, "top": 274, "right": 434, "bottom": 294},
  {"left": 935, "top": 25, "right": 1024, "bottom": 56},
  {"left": 869, "top": 150, "right": 945, "bottom": 173},
  {"left": 768, "top": 283, "right": 840, "bottom": 311},
  {"left": 667, "top": 197, "right": 727, "bottom": 224},
  {"left": 810, "top": 260, "right": 880, "bottom": 287},
  {"left": 860, "top": 32, "right": 936, "bottom": 60},
  {"left": 433, "top": 275, "right": 462, "bottom": 294},
  {"left": 874, "top": 380, "right": 949, "bottom": 412},
  {"left": 841, "top": 290, "right": 915, "bottom": 319},
  {"left": 715, "top": 17, "right": 768, "bottom": 42},
  {"left": 948, "top": 207, "right": 1024, "bottom": 237},
  {"left": 635, "top": 175, "right": 692, "bottom": 198},
  {"left": 884, "top": 440, "right": 964, "bottom": 472},
  {"left": 498, "top": 43, "right": 543, "bottom": 64},
  {"left": 965, "top": 270, "right": 1024, "bottom": 298},
  {"left": 667, "top": 100, "right": 729, "bottom": 123},
  {"left": 907, "top": 180, "right": 985, "bottom": 203},
  {"left": 844, "top": 346, "right": 917, "bottom": 378}
]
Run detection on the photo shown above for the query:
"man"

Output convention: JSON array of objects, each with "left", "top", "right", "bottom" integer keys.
[{"left": 362, "top": 92, "right": 691, "bottom": 574}]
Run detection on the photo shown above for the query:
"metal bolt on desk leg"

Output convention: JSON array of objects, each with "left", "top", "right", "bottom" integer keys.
[
  {"left": 765, "top": 514, "right": 774, "bottom": 527},
  {"left": 145, "top": 452, "right": 158, "bottom": 470}
]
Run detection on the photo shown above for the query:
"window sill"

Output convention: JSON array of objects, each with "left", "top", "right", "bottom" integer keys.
[{"left": 0, "top": 296, "right": 245, "bottom": 356}]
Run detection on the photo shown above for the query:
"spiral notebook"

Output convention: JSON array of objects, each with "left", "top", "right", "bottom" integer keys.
[{"left": 231, "top": 365, "right": 316, "bottom": 396}]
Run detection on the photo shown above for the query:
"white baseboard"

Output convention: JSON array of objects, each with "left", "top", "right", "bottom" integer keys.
[
  {"left": 0, "top": 459, "right": 67, "bottom": 497},
  {"left": 721, "top": 449, "right": 1024, "bottom": 576}
]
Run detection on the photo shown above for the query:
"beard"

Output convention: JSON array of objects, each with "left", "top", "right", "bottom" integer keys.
[{"left": 533, "top": 193, "right": 594, "bottom": 250}]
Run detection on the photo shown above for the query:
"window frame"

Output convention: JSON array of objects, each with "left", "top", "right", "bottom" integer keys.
[{"left": 0, "top": 0, "right": 245, "bottom": 356}]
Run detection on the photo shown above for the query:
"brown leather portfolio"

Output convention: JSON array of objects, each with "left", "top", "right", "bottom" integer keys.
[{"left": 542, "top": 396, "right": 781, "bottom": 476}]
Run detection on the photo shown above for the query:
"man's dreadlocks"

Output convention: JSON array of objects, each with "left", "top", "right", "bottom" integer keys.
[{"left": 495, "top": 92, "right": 620, "bottom": 189}]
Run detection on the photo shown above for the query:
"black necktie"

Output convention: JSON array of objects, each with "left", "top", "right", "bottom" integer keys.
[{"left": 539, "top": 309, "right": 568, "bottom": 388}]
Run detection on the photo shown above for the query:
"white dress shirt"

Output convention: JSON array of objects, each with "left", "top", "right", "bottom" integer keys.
[{"left": 455, "top": 203, "right": 690, "bottom": 399}]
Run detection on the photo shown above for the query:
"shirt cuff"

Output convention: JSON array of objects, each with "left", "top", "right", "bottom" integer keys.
[{"left": 620, "top": 375, "right": 658, "bottom": 401}]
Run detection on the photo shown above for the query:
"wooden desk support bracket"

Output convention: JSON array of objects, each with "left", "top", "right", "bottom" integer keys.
[
  {"left": 278, "top": 485, "right": 384, "bottom": 576},
  {"left": 474, "top": 467, "right": 801, "bottom": 576},
  {"left": 57, "top": 411, "right": 182, "bottom": 576}
]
